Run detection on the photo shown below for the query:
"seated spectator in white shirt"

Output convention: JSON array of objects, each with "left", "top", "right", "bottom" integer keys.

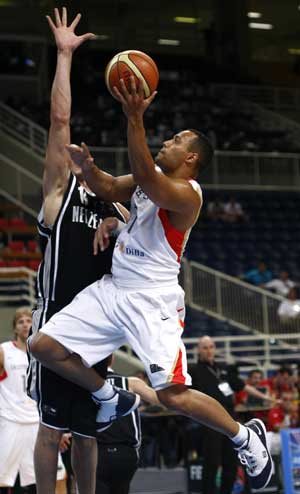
[
  {"left": 277, "top": 287, "right": 300, "bottom": 321},
  {"left": 223, "top": 196, "right": 247, "bottom": 222},
  {"left": 207, "top": 197, "right": 225, "bottom": 221},
  {"left": 264, "top": 271, "right": 295, "bottom": 297}
]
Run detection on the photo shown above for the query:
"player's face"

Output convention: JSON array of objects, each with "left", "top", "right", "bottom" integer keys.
[
  {"left": 15, "top": 315, "right": 32, "bottom": 341},
  {"left": 155, "top": 130, "right": 195, "bottom": 173}
]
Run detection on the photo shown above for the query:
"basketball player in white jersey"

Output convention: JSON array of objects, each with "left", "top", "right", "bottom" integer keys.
[
  {"left": 0, "top": 308, "right": 37, "bottom": 492},
  {"left": 0, "top": 308, "right": 65, "bottom": 493},
  {"left": 29, "top": 77, "right": 273, "bottom": 491}
]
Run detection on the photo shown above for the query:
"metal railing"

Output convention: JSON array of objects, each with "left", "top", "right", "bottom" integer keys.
[
  {"left": 183, "top": 260, "right": 300, "bottom": 336},
  {"left": 184, "top": 333, "right": 300, "bottom": 372},
  {"left": 90, "top": 146, "right": 300, "bottom": 190},
  {"left": 210, "top": 83, "right": 300, "bottom": 112},
  {"left": 0, "top": 102, "right": 47, "bottom": 156},
  {"left": 0, "top": 267, "right": 299, "bottom": 372},
  {"left": 0, "top": 153, "right": 41, "bottom": 218},
  {"left": 1, "top": 102, "right": 300, "bottom": 190},
  {"left": 0, "top": 267, "right": 36, "bottom": 307}
]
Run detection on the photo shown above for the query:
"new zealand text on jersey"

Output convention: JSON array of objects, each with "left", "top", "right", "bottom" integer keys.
[{"left": 72, "top": 206, "right": 101, "bottom": 229}]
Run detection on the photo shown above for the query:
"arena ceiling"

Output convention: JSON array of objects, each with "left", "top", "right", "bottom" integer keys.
[{"left": 1, "top": 0, "right": 300, "bottom": 62}]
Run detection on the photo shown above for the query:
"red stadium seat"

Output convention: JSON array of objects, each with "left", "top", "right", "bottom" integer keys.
[
  {"left": 9, "top": 217, "right": 27, "bottom": 227},
  {"left": 0, "top": 218, "right": 9, "bottom": 229},
  {"left": 8, "top": 241, "right": 25, "bottom": 252},
  {"left": 6, "top": 260, "right": 26, "bottom": 268},
  {"left": 27, "top": 259, "right": 40, "bottom": 271},
  {"left": 27, "top": 240, "right": 38, "bottom": 252}
]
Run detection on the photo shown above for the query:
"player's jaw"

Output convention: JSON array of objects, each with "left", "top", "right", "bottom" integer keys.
[{"left": 15, "top": 323, "right": 31, "bottom": 342}]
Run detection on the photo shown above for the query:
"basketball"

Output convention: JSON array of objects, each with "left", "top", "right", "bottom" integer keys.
[{"left": 105, "top": 50, "right": 159, "bottom": 99}]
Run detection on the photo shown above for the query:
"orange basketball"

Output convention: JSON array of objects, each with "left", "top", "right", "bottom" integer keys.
[{"left": 105, "top": 50, "right": 159, "bottom": 99}]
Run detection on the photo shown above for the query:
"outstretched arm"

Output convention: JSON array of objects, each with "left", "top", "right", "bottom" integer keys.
[
  {"left": 43, "top": 7, "right": 96, "bottom": 226},
  {"left": 66, "top": 143, "right": 136, "bottom": 202},
  {"left": 128, "top": 377, "right": 160, "bottom": 405},
  {"left": 244, "top": 384, "right": 276, "bottom": 404}
]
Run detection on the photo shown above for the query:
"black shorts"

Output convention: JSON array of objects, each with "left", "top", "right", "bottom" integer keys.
[
  {"left": 27, "top": 301, "right": 108, "bottom": 437},
  {"left": 96, "top": 444, "right": 139, "bottom": 494}
]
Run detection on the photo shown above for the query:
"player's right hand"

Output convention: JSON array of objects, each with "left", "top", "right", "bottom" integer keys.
[
  {"left": 59, "top": 433, "right": 72, "bottom": 453},
  {"left": 46, "top": 7, "right": 96, "bottom": 53},
  {"left": 93, "top": 217, "right": 119, "bottom": 255}
]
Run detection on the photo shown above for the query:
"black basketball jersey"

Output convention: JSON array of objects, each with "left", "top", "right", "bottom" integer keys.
[
  {"left": 97, "top": 371, "right": 141, "bottom": 448},
  {"left": 37, "top": 173, "right": 125, "bottom": 309}
]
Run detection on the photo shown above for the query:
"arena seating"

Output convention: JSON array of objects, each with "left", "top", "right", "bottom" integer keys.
[
  {"left": 186, "top": 191, "right": 300, "bottom": 281},
  {"left": 3, "top": 76, "right": 297, "bottom": 152}
]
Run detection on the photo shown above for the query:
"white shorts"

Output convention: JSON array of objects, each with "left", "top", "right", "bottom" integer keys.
[
  {"left": 40, "top": 275, "right": 191, "bottom": 390},
  {"left": 0, "top": 417, "right": 65, "bottom": 486}
]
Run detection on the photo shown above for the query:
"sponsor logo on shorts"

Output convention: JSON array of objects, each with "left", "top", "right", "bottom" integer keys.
[{"left": 150, "top": 364, "right": 165, "bottom": 374}]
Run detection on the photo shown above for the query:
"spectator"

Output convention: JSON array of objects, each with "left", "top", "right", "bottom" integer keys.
[
  {"left": 242, "top": 261, "right": 273, "bottom": 286},
  {"left": 223, "top": 196, "right": 247, "bottom": 222},
  {"left": 264, "top": 271, "right": 295, "bottom": 297},
  {"left": 235, "top": 369, "right": 269, "bottom": 406},
  {"left": 268, "top": 365, "right": 297, "bottom": 398},
  {"left": 207, "top": 197, "right": 225, "bottom": 221},
  {"left": 267, "top": 391, "right": 298, "bottom": 432},
  {"left": 278, "top": 287, "right": 300, "bottom": 321},
  {"left": 266, "top": 390, "right": 298, "bottom": 467},
  {"left": 188, "top": 336, "right": 274, "bottom": 494}
]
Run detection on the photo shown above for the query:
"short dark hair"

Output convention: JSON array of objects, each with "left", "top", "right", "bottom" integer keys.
[
  {"left": 248, "top": 369, "right": 263, "bottom": 378},
  {"left": 278, "top": 365, "right": 293, "bottom": 376},
  {"left": 187, "top": 129, "right": 214, "bottom": 175}
]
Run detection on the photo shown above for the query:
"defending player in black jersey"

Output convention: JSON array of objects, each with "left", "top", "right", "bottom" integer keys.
[
  {"left": 95, "top": 355, "right": 159, "bottom": 494},
  {"left": 26, "top": 8, "right": 126, "bottom": 494}
]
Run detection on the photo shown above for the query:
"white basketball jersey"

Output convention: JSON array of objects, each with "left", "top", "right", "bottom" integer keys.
[
  {"left": 0, "top": 342, "right": 39, "bottom": 423},
  {"left": 112, "top": 179, "right": 202, "bottom": 287}
]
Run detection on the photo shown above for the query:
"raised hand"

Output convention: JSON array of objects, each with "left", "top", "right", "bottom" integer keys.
[
  {"left": 113, "top": 75, "right": 157, "bottom": 120},
  {"left": 66, "top": 142, "right": 94, "bottom": 170},
  {"left": 46, "top": 7, "right": 96, "bottom": 53}
]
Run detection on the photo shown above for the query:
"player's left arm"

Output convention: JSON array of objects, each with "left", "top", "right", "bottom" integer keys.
[
  {"left": 114, "top": 77, "right": 201, "bottom": 221},
  {"left": 128, "top": 377, "right": 160, "bottom": 405}
]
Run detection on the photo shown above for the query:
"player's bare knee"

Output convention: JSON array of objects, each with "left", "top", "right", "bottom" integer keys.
[
  {"left": 72, "top": 434, "right": 96, "bottom": 448},
  {"left": 29, "top": 333, "right": 64, "bottom": 362},
  {"left": 157, "top": 384, "right": 188, "bottom": 411}
]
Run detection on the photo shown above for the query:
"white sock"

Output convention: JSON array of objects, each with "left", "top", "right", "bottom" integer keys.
[
  {"left": 230, "top": 423, "right": 249, "bottom": 447},
  {"left": 92, "top": 381, "right": 116, "bottom": 401}
]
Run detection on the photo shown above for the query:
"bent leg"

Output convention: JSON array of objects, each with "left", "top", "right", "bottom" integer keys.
[
  {"left": 29, "top": 334, "right": 105, "bottom": 392},
  {"left": 157, "top": 385, "right": 239, "bottom": 437}
]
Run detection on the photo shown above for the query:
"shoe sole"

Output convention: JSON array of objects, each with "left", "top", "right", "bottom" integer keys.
[
  {"left": 96, "top": 393, "right": 141, "bottom": 432},
  {"left": 247, "top": 418, "right": 274, "bottom": 492}
]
